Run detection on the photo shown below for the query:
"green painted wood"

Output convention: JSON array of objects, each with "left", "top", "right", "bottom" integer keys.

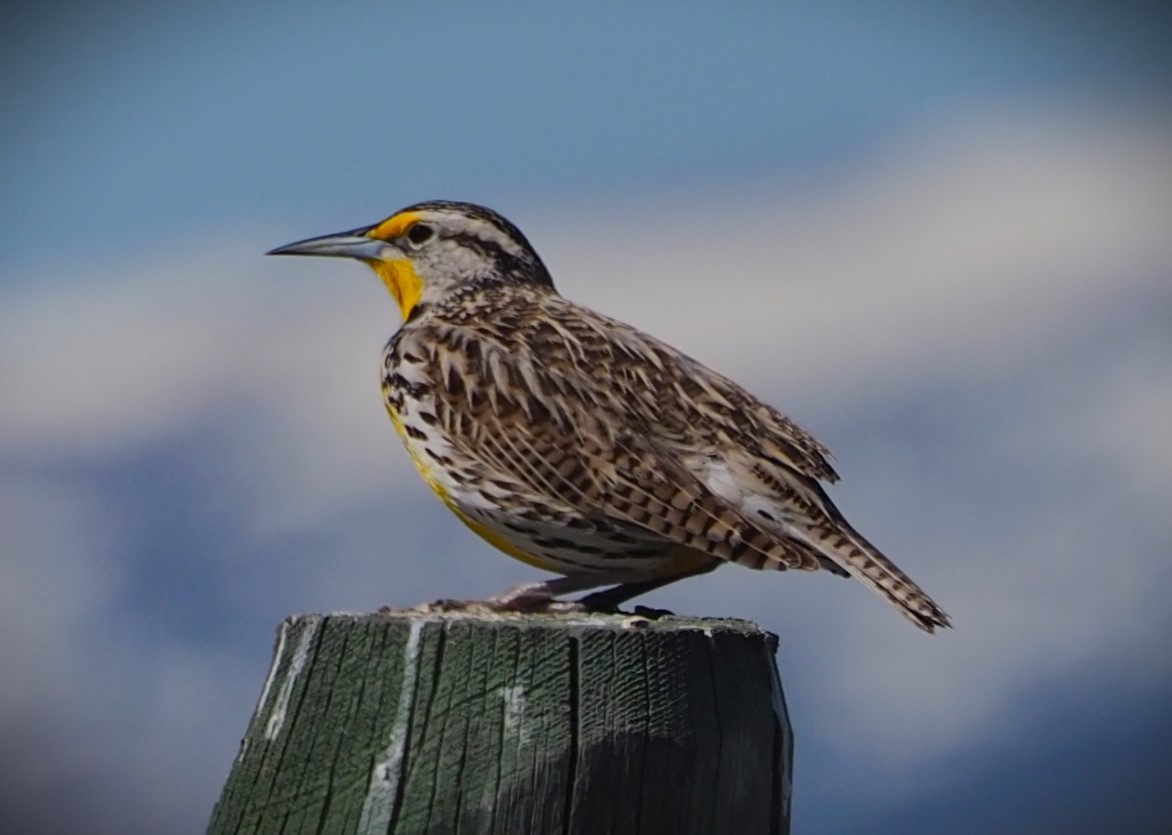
[{"left": 207, "top": 609, "right": 793, "bottom": 835}]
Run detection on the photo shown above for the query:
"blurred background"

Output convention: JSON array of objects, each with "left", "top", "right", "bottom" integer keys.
[{"left": 2, "top": 1, "right": 1170, "bottom": 832}]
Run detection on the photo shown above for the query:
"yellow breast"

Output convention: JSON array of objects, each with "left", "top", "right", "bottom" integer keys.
[{"left": 384, "top": 402, "right": 558, "bottom": 571}]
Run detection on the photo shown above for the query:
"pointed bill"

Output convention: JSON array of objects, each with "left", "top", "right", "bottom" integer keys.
[{"left": 266, "top": 227, "right": 391, "bottom": 260}]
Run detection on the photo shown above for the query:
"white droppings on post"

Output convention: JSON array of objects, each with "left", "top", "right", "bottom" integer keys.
[
  {"left": 236, "top": 621, "right": 290, "bottom": 761},
  {"left": 358, "top": 617, "right": 429, "bottom": 833},
  {"left": 263, "top": 616, "right": 321, "bottom": 742},
  {"left": 501, "top": 684, "right": 529, "bottom": 746},
  {"left": 256, "top": 621, "right": 289, "bottom": 719}
]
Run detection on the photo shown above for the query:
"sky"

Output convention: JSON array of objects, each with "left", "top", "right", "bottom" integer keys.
[{"left": 2, "top": 1, "right": 1171, "bottom": 832}]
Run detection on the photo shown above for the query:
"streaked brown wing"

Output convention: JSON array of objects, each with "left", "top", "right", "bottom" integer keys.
[{"left": 430, "top": 347, "right": 823, "bottom": 573}]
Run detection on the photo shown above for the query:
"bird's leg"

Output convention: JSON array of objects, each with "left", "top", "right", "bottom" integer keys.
[
  {"left": 486, "top": 571, "right": 652, "bottom": 610},
  {"left": 577, "top": 561, "right": 721, "bottom": 610}
]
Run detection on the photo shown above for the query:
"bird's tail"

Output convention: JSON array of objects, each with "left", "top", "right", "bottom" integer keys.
[
  {"left": 824, "top": 520, "right": 952, "bottom": 633},
  {"left": 792, "top": 508, "right": 946, "bottom": 633}
]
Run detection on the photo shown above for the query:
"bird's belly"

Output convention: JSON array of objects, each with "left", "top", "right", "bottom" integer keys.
[
  {"left": 442, "top": 474, "right": 689, "bottom": 576},
  {"left": 380, "top": 395, "right": 549, "bottom": 568},
  {"left": 385, "top": 406, "right": 694, "bottom": 574},
  {"left": 383, "top": 368, "right": 708, "bottom": 577},
  {"left": 447, "top": 504, "right": 705, "bottom": 576}
]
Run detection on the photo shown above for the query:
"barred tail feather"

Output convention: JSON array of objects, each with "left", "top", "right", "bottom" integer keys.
[{"left": 826, "top": 525, "right": 951, "bottom": 633}]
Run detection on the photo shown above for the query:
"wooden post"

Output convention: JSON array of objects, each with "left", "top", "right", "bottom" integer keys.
[{"left": 207, "top": 609, "right": 793, "bottom": 835}]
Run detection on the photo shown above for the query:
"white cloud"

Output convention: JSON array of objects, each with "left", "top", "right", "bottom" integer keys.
[
  {"left": 0, "top": 478, "right": 123, "bottom": 716},
  {"left": 0, "top": 476, "right": 261, "bottom": 833},
  {"left": 538, "top": 102, "right": 1172, "bottom": 404}
]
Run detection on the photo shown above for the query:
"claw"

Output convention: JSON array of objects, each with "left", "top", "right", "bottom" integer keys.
[{"left": 485, "top": 581, "right": 558, "bottom": 610}]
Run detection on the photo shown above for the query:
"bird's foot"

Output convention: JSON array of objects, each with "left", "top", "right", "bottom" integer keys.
[
  {"left": 406, "top": 598, "right": 492, "bottom": 614},
  {"left": 408, "top": 572, "right": 685, "bottom": 617},
  {"left": 628, "top": 604, "right": 676, "bottom": 619},
  {"left": 403, "top": 596, "right": 589, "bottom": 616},
  {"left": 571, "top": 592, "right": 674, "bottom": 618},
  {"left": 482, "top": 582, "right": 590, "bottom": 613}
]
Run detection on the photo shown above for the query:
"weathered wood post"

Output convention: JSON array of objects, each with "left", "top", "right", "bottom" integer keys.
[{"left": 207, "top": 609, "right": 793, "bottom": 835}]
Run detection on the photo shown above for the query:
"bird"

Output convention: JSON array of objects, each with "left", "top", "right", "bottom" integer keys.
[{"left": 268, "top": 200, "right": 951, "bottom": 633}]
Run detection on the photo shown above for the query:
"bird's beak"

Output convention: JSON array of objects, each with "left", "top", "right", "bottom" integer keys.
[{"left": 266, "top": 227, "right": 392, "bottom": 260}]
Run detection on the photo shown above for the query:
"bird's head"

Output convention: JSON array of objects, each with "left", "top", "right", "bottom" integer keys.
[{"left": 267, "top": 200, "right": 555, "bottom": 320}]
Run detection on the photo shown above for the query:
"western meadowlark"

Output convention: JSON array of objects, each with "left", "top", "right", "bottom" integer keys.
[{"left": 268, "top": 201, "right": 950, "bottom": 632}]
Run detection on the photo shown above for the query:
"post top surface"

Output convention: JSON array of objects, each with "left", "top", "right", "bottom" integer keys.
[{"left": 284, "top": 606, "right": 772, "bottom": 639}]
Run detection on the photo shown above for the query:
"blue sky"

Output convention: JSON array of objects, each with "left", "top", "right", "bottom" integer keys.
[{"left": 2, "top": 2, "right": 1171, "bottom": 833}]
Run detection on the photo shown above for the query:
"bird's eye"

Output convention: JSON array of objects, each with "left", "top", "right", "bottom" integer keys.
[{"left": 406, "top": 223, "right": 435, "bottom": 247}]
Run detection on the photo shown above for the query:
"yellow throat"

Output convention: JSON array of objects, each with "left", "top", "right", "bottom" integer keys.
[
  {"left": 370, "top": 259, "right": 424, "bottom": 320},
  {"left": 365, "top": 210, "right": 426, "bottom": 319}
]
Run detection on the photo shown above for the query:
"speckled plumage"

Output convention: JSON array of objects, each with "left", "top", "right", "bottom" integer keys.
[{"left": 270, "top": 200, "right": 951, "bottom": 632}]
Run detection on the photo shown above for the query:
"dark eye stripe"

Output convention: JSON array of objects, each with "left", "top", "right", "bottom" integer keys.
[{"left": 448, "top": 232, "right": 553, "bottom": 287}]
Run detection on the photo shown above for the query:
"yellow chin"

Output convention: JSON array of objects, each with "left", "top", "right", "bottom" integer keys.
[{"left": 369, "top": 258, "right": 424, "bottom": 320}]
